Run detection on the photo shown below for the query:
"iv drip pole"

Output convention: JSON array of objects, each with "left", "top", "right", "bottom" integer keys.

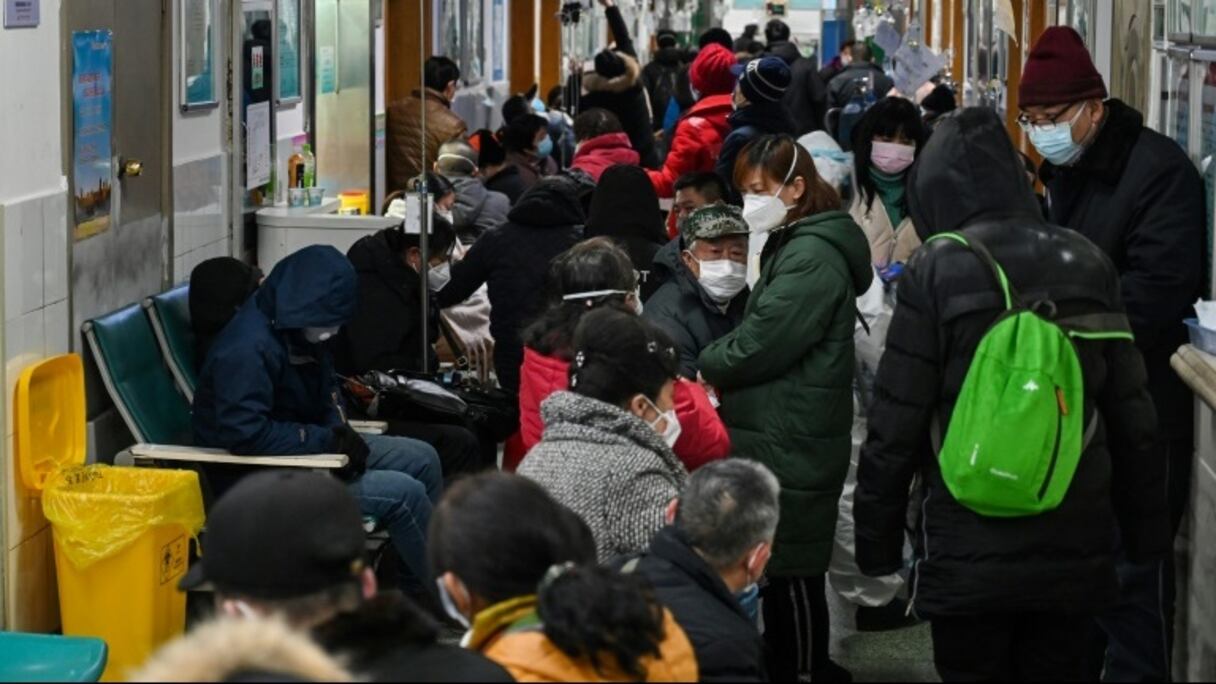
[{"left": 418, "top": 8, "right": 432, "bottom": 373}]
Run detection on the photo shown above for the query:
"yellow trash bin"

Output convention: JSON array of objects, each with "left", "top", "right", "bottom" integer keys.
[{"left": 16, "top": 355, "right": 205, "bottom": 681}]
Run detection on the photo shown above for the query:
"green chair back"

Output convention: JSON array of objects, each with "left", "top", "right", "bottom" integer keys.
[
  {"left": 83, "top": 304, "right": 193, "bottom": 445},
  {"left": 0, "top": 632, "right": 107, "bottom": 682},
  {"left": 144, "top": 285, "right": 197, "bottom": 401}
]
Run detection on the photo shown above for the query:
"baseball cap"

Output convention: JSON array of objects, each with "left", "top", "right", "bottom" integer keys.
[
  {"left": 179, "top": 471, "right": 366, "bottom": 599},
  {"left": 681, "top": 203, "right": 750, "bottom": 244}
]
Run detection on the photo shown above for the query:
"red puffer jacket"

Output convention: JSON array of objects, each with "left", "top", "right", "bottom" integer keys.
[
  {"left": 514, "top": 346, "right": 731, "bottom": 472},
  {"left": 571, "top": 133, "right": 641, "bottom": 182},
  {"left": 647, "top": 94, "right": 734, "bottom": 198}
]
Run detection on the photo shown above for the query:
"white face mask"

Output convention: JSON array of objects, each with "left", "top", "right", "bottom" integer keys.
[
  {"left": 741, "top": 146, "right": 800, "bottom": 235},
  {"left": 642, "top": 395, "right": 682, "bottom": 448},
  {"left": 303, "top": 326, "right": 340, "bottom": 344},
  {"left": 691, "top": 255, "right": 747, "bottom": 302},
  {"left": 436, "top": 208, "right": 455, "bottom": 225},
  {"left": 427, "top": 261, "right": 452, "bottom": 292},
  {"left": 561, "top": 288, "right": 641, "bottom": 315},
  {"left": 436, "top": 578, "right": 471, "bottom": 629},
  {"left": 631, "top": 289, "right": 644, "bottom": 316}
]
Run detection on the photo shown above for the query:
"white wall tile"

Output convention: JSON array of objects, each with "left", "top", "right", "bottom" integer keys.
[
  {"left": 42, "top": 193, "right": 67, "bottom": 304},
  {"left": 18, "top": 200, "right": 43, "bottom": 315},
  {"left": 5, "top": 309, "right": 44, "bottom": 438},
  {"left": 43, "top": 300, "right": 69, "bottom": 357},
  {"left": 4, "top": 205, "right": 23, "bottom": 319}
]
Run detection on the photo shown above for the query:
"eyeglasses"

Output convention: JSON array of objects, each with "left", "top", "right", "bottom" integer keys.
[{"left": 1017, "top": 101, "right": 1086, "bottom": 132}]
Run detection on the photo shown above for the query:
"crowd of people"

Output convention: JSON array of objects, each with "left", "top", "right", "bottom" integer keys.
[{"left": 137, "top": 13, "right": 1207, "bottom": 684}]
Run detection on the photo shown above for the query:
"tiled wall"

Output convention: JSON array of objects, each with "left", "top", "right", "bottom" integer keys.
[
  {"left": 173, "top": 155, "right": 229, "bottom": 281},
  {"left": 3, "top": 184, "right": 71, "bottom": 633}
]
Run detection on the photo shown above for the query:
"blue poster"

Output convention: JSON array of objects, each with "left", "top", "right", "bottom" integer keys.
[
  {"left": 278, "top": 0, "right": 301, "bottom": 100},
  {"left": 492, "top": 0, "right": 505, "bottom": 82},
  {"left": 72, "top": 30, "right": 113, "bottom": 240}
]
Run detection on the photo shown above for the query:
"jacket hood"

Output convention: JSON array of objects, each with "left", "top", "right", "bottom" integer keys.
[
  {"left": 787, "top": 210, "right": 874, "bottom": 295},
  {"left": 450, "top": 175, "right": 489, "bottom": 227},
  {"left": 507, "top": 175, "right": 587, "bottom": 228},
  {"left": 654, "top": 46, "right": 686, "bottom": 67},
  {"left": 256, "top": 245, "right": 357, "bottom": 330},
  {"left": 765, "top": 41, "right": 803, "bottom": 66},
  {"left": 578, "top": 132, "right": 636, "bottom": 156},
  {"left": 686, "top": 93, "right": 734, "bottom": 121},
  {"left": 728, "top": 100, "right": 797, "bottom": 135},
  {"left": 585, "top": 165, "right": 667, "bottom": 245},
  {"left": 907, "top": 108, "right": 1042, "bottom": 240},
  {"left": 312, "top": 593, "right": 440, "bottom": 663},
  {"left": 582, "top": 53, "right": 643, "bottom": 94},
  {"left": 130, "top": 617, "right": 352, "bottom": 682},
  {"left": 539, "top": 390, "right": 674, "bottom": 457}
]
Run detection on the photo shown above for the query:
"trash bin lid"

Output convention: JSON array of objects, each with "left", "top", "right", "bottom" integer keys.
[{"left": 16, "top": 354, "right": 87, "bottom": 492}]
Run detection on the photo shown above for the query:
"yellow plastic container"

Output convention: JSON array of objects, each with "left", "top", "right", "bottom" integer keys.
[
  {"left": 16, "top": 354, "right": 204, "bottom": 681},
  {"left": 338, "top": 189, "right": 370, "bottom": 216}
]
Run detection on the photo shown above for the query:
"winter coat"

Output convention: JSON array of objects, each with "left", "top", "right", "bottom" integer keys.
[
  {"left": 518, "top": 391, "right": 689, "bottom": 562},
  {"left": 1041, "top": 98, "right": 1205, "bottom": 445},
  {"left": 828, "top": 63, "right": 894, "bottom": 108},
  {"left": 387, "top": 89, "right": 468, "bottom": 193},
  {"left": 855, "top": 107, "right": 1168, "bottom": 618},
  {"left": 644, "top": 238, "right": 748, "bottom": 378},
  {"left": 194, "top": 246, "right": 354, "bottom": 455},
  {"left": 766, "top": 41, "right": 828, "bottom": 136},
  {"left": 714, "top": 103, "right": 798, "bottom": 204},
  {"left": 436, "top": 177, "right": 586, "bottom": 393},
  {"left": 131, "top": 617, "right": 353, "bottom": 682},
  {"left": 624, "top": 526, "right": 767, "bottom": 683},
  {"left": 570, "top": 133, "right": 640, "bottom": 182},
  {"left": 485, "top": 165, "right": 530, "bottom": 206},
  {"left": 647, "top": 94, "right": 734, "bottom": 198},
  {"left": 469, "top": 595, "right": 698, "bottom": 682},
  {"left": 334, "top": 229, "right": 436, "bottom": 376},
  {"left": 312, "top": 593, "right": 514, "bottom": 682},
  {"left": 699, "top": 211, "right": 873, "bottom": 576},
  {"left": 642, "top": 47, "right": 689, "bottom": 132},
  {"left": 450, "top": 175, "right": 511, "bottom": 244},
  {"left": 578, "top": 56, "right": 659, "bottom": 169},
  {"left": 504, "top": 150, "right": 558, "bottom": 197},
  {"left": 850, "top": 188, "right": 921, "bottom": 268},
  {"left": 516, "top": 347, "right": 731, "bottom": 471},
  {"left": 584, "top": 165, "right": 669, "bottom": 301}
]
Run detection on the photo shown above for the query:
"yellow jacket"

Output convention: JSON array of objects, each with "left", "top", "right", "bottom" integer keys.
[{"left": 469, "top": 596, "right": 699, "bottom": 683}]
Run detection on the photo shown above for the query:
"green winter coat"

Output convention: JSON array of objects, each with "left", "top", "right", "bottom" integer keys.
[{"left": 698, "top": 210, "right": 873, "bottom": 576}]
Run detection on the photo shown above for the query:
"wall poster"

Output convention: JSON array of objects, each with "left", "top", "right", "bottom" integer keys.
[
  {"left": 181, "top": 0, "right": 218, "bottom": 111},
  {"left": 492, "top": 0, "right": 505, "bottom": 82},
  {"left": 277, "top": 0, "right": 302, "bottom": 104},
  {"left": 72, "top": 30, "right": 113, "bottom": 241}
]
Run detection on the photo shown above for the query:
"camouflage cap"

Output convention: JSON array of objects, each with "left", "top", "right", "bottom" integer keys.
[{"left": 681, "top": 203, "right": 750, "bottom": 243}]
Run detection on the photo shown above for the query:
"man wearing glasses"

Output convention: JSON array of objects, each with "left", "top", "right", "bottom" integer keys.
[{"left": 1019, "top": 26, "right": 1204, "bottom": 683}]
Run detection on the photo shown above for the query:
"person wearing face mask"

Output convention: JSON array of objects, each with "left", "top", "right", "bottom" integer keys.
[
  {"left": 622, "top": 459, "right": 780, "bottom": 683},
  {"left": 645, "top": 204, "right": 749, "bottom": 380},
  {"left": 433, "top": 140, "right": 510, "bottom": 244},
  {"left": 714, "top": 56, "right": 796, "bottom": 206},
  {"left": 516, "top": 238, "right": 730, "bottom": 473},
  {"left": 1019, "top": 27, "right": 1204, "bottom": 682},
  {"left": 429, "top": 471, "right": 698, "bottom": 682},
  {"left": 193, "top": 246, "right": 444, "bottom": 599},
  {"left": 850, "top": 97, "right": 929, "bottom": 271},
  {"left": 387, "top": 56, "right": 468, "bottom": 194},
  {"left": 500, "top": 113, "right": 558, "bottom": 196},
  {"left": 519, "top": 308, "right": 690, "bottom": 562},
  {"left": 700, "top": 135, "right": 871, "bottom": 683}
]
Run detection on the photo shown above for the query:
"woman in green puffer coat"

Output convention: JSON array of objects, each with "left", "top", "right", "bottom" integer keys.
[{"left": 699, "top": 135, "right": 873, "bottom": 682}]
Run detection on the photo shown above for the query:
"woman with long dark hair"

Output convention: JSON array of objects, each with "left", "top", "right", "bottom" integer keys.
[
  {"left": 429, "top": 471, "right": 698, "bottom": 681},
  {"left": 700, "top": 135, "right": 873, "bottom": 681}
]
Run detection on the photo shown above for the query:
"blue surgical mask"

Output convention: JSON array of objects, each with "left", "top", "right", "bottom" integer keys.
[
  {"left": 736, "top": 583, "right": 761, "bottom": 624},
  {"left": 537, "top": 135, "right": 554, "bottom": 159},
  {"left": 1026, "top": 103, "right": 1088, "bottom": 167}
]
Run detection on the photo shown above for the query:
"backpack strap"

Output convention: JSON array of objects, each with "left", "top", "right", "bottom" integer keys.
[
  {"left": 926, "top": 232, "right": 1019, "bottom": 311},
  {"left": 1057, "top": 312, "right": 1136, "bottom": 342}
]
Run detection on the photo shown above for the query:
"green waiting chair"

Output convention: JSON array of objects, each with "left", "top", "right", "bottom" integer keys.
[
  {"left": 0, "top": 632, "right": 107, "bottom": 682},
  {"left": 143, "top": 285, "right": 197, "bottom": 402}
]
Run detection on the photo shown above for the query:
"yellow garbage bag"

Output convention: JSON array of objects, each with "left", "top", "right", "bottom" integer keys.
[{"left": 43, "top": 464, "right": 205, "bottom": 571}]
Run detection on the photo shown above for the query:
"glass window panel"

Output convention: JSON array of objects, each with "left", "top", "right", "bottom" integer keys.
[
  {"left": 1174, "top": 0, "right": 1195, "bottom": 35},
  {"left": 1197, "top": 0, "right": 1216, "bottom": 35},
  {"left": 1200, "top": 62, "right": 1216, "bottom": 291},
  {"left": 1170, "top": 57, "right": 1192, "bottom": 149}
]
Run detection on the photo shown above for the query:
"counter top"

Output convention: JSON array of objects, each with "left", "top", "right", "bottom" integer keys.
[
  {"left": 1172, "top": 344, "right": 1216, "bottom": 410},
  {"left": 256, "top": 198, "right": 398, "bottom": 230}
]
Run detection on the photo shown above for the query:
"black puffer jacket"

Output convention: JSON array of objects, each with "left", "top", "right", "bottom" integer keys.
[
  {"left": 625, "top": 527, "right": 767, "bottom": 683},
  {"left": 855, "top": 108, "right": 1169, "bottom": 618},
  {"left": 437, "top": 176, "right": 585, "bottom": 393},
  {"left": 642, "top": 46, "right": 688, "bottom": 132},
  {"left": 714, "top": 103, "right": 797, "bottom": 205},
  {"left": 1041, "top": 99, "right": 1205, "bottom": 447},
  {"left": 765, "top": 41, "right": 828, "bottom": 136},
  {"left": 643, "top": 238, "right": 747, "bottom": 378},
  {"left": 584, "top": 165, "right": 668, "bottom": 301}
]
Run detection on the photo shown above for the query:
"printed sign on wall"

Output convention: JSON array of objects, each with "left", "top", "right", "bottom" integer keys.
[{"left": 72, "top": 30, "right": 113, "bottom": 241}]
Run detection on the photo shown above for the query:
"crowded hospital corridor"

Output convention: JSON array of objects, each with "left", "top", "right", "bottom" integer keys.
[{"left": 2, "top": 0, "right": 1216, "bottom": 682}]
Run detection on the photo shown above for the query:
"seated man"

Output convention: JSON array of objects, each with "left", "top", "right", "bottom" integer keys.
[
  {"left": 434, "top": 140, "right": 510, "bottom": 244},
  {"left": 666, "top": 171, "right": 727, "bottom": 239},
  {"left": 188, "top": 257, "right": 262, "bottom": 368},
  {"left": 336, "top": 214, "right": 490, "bottom": 479},
  {"left": 624, "top": 459, "right": 778, "bottom": 682},
  {"left": 179, "top": 470, "right": 512, "bottom": 682},
  {"left": 645, "top": 204, "right": 749, "bottom": 379},
  {"left": 192, "top": 245, "right": 443, "bottom": 594}
]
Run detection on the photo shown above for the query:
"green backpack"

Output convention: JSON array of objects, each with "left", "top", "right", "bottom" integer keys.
[{"left": 928, "top": 233, "right": 1134, "bottom": 518}]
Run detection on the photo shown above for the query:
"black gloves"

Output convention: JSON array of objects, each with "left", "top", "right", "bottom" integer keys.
[{"left": 330, "top": 425, "right": 370, "bottom": 482}]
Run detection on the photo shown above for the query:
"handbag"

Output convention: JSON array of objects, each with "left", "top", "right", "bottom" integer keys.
[{"left": 343, "top": 371, "right": 469, "bottom": 424}]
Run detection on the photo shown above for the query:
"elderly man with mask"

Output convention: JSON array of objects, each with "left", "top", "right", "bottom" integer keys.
[
  {"left": 433, "top": 140, "right": 510, "bottom": 244},
  {"left": 1019, "top": 27, "right": 1204, "bottom": 682}
]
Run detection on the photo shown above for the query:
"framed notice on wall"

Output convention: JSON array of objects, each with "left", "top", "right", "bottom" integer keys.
[
  {"left": 180, "top": 0, "right": 218, "bottom": 111},
  {"left": 277, "top": 0, "right": 302, "bottom": 105}
]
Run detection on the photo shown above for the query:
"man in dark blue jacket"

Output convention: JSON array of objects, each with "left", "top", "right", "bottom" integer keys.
[
  {"left": 714, "top": 57, "right": 795, "bottom": 204},
  {"left": 193, "top": 246, "right": 443, "bottom": 592}
]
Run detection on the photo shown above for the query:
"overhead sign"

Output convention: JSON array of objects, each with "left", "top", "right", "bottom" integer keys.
[{"left": 4, "top": 0, "right": 39, "bottom": 28}]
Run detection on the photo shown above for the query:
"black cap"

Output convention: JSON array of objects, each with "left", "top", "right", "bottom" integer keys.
[
  {"left": 595, "top": 49, "right": 627, "bottom": 78},
  {"left": 179, "top": 471, "right": 366, "bottom": 599}
]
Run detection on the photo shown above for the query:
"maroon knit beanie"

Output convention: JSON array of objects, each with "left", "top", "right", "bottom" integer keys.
[
  {"left": 690, "top": 44, "right": 737, "bottom": 97},
  {"left": 1019, "top": 26, "right": 1107, "bottom": 107}
]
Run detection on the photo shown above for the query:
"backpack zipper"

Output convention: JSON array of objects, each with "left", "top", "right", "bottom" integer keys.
[{"left": 1037, "top": 387, "right": 1065, "bottom": 500}]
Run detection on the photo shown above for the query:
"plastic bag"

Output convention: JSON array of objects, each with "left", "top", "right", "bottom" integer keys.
[{"left": 43, "top": 465, "right": 205, "bottom": 571}]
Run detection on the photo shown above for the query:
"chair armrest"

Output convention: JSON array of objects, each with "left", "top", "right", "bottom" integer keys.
[
  {"left": 349, "top": 420, "right": 388, "bottom": 435},
  {"left": 123, "top": 444, "right": 348, "bottom": 469}
]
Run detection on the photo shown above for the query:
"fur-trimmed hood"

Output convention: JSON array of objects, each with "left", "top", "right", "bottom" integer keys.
[
  {"left": 131, "top": 617, "right": 353, "bottom": 682},
  {"left": 582, "top": 52, "right": 643, "bottom": 94}
]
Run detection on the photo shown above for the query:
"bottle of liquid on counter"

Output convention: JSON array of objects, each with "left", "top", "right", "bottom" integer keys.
[
  {"left": 288, "top": 145, "right": 306, "bottom": 189},
  {"left": 301, "top": 144, "right": 316, "bottom": 188}
]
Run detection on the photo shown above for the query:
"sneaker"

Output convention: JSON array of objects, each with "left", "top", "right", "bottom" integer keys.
[{"left": 855, "top": 598, "right": 921, "bottom": 632}]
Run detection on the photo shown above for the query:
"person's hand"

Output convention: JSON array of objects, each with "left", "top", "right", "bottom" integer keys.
[
  {"left": 330, "top": 425, "right": 370, "bottom": 482},
  {"left": 697, "top": 372, "right": 720, "bottom": 407}
]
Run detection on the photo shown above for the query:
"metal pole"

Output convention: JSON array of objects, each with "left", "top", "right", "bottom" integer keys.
[{"left": 419, "top": 1, "right": 431, "bottom": 372}]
